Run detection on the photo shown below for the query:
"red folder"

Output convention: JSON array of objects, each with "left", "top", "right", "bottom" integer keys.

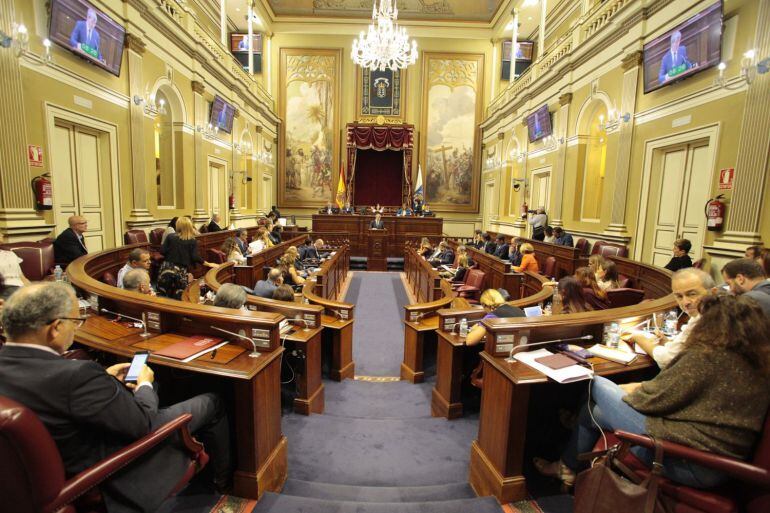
[{"left": 154, "top": 335, "right": 224, "bottom": 360}]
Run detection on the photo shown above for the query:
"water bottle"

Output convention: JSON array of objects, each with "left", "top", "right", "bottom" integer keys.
[
  {"left": 551, "top": 289, "right": 563, "bottom": 315},
  {"left": 459, "top": 318, "right": 469, "bottom": 338},
  {"left": 664, "top": 310, "right": 678, "bottom": 337},
  {"left": 605, "top": 322, "right": 620, "bottom": 348},
  {"left": 54, "top": 265, "right": 63, "bottom": 282}
]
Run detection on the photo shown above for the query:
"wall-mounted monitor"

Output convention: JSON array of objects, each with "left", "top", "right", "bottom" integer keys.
[
  {"left": 643, "top": 1, "right": 722, "bottom": 94},
  {"left": 230, "top": 33, "right": 262, "bottom": 73},
  {"left": 49, "top": 0, "right": 126, "bottom": 76},
  {"left": 501, "top": 40, "right": 534, "bottom": 80},
  {"left": 210, "top": 96, "right": 235, "bottom": 134},
  {"left": 526, "top": 104, "right": 552, "bottom": 143}
]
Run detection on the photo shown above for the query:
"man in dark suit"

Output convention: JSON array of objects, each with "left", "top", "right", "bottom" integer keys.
[
  {"left": 69, "top": 8, "right": 102, "bottom": 62},
  {"left": 270, "top": 205, "right": 281, "bottom": 219},
  {"left": 320, "top": 202, "right": 339, "bottom": 215},
  {"left": 482, "top": 233, "right": 496, "bottom": 254},
  {"left": 235, "top": 229, "right": 249, "bottom": 255},
  {"left": 658, "top": 30, "right": 691, "bottom": 85},
  {"left": 341, "top": 202, "right": 354, "bottom": 214},
  {"left": 428, "top": 241, "right": 454, "bottom": 267},
  {"left": 370, "top": 213, "right": 385, "bottom": 229},
  {"left": 253, "top": 269, "right": 283, "bottom": 298},
  {"left": 300, "top": 238, "right": 326, "bottom": 262},
  {"left": 207, "top": 213, "right": 223, "bottom": 232},
  {"left": 53, "top": 215, "right": 89, "bottom": 265},
  {"left": 269, "top": 224, "right": 282, "bottom": 245},
  {"left": 0, "top": 283, "right": 232, "bottom": 513},
  {"left": 493, "top": 234, "right": 510, "bottom": 259}
]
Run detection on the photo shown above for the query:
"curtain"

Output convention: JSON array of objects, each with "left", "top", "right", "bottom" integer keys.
[{"left": 347, "top": 125, "right": 413, "bottom": 150}]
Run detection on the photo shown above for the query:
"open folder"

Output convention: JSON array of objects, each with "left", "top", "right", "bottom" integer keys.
[{"left": 514, "top": 349, "right": 594, "bottom": 383}]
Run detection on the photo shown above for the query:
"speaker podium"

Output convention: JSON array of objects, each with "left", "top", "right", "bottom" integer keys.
[{"left": 367, "top": 228, "right": 388, "bottom": 271}]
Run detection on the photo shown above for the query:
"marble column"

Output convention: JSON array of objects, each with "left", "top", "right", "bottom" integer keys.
[
  {"left": 604, "top": 51, "right": 642, "bottom": 238},
  {"left": 192, "top": 80, "right": 208, "bottom": 221},
  {"left": 0, "top": 2, "right": 48, "bottom": 237},
  {"left": 230, "top": 109, "right": 242, "bottom": 218},
  {"left": 550, "top": 93, "right": 572, "bottom": 228},
  {"left": 716, "top": 1, "right": 770, "bottom": 248},
  {"left": 512, "top": 118, "right": 529, "bottom": 230},
  {"left": 125, "top": 34, "right": 153, "bottom": 222}
]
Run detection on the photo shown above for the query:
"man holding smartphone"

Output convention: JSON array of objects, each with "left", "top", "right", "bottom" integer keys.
[{"left": 0, "top": 283, "right": 232, "bottom": 513}]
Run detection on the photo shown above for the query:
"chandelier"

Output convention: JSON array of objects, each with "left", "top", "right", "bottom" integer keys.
[{"left": 351, "top": 0, "right": 418, "bottom": 72}]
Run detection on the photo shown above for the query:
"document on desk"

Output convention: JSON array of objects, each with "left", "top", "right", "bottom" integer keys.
[{"left": 514, "top": 349, "right": 594, "bottom": 383}]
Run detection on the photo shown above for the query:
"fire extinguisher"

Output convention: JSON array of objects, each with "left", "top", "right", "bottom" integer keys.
[
  {"left": 31, "top": 174, "right": 53, "bottom": 210},
  {"left": 520, "top": 201, "right": 529, "bottom": 219},
  {"left": 228, "top": 193, "right": 236, "bottom": 210},
  {"left": 704, "top": 194, "right": 726, "bottom": 231}
]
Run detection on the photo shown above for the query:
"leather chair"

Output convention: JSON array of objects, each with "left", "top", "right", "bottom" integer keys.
[
  {"left": 594, "top": 420, "right": 770, "bottom": 513},
  {"left": 0, "top": 396, "right": 208, "bottom": 513},
  {"left": 542, "top": 256, "right": 557, "bottom": 279},
  {"left": 451, "top": 267, "right": 473, "bottom": 290},
  {"left": 100, "top": 271, "right": 117, "bottom": 287},
  {"left": 575, "top": 238, "right": 591, "bottom": 256},
  {"left": 456, "top": 269, "right": 485, "bottom": 302},
  {"left": 606, "top": 288, "right": 645, "bottom": 308},
  {"left": 0, "top": 241, "right": 56, "bottom": 281},
  {"left": 149, "top": 228, "right": 165, "bottom": 246},
  {"left": 591, "top": 241, "right": 629, "bottom": 259},
  {"left": 123, "top": 230, "right": 148, "bottom": 245},
  {"left": 199, "top": 224, "right": 209, "bottom": 234},
  {"left": 617, "top": 274, "right": 632, "bottom": 289},
  {"left": 206, "top": 248, "right": 226, "bottom": 264}
]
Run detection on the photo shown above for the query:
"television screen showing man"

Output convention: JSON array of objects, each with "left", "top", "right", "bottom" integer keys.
[
  {"left": 658, "top": 30, "right": 691, "bottom": 85},
  {"left": 238, "top": 35, "right": 249, "bottom": 51},
  {"left": 70, "top": 7, "right": 103, "bottom": 63}
]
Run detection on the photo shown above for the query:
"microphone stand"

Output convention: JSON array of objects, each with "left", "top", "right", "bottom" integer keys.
[
  {"left": 101, "top": 308, "right": 151, "bottom": 338},
  {"left": 210, "top": 326, "right": 260, "bottom": 358},
  {"left": 505, "top": 334, "right": 594, "bottom": 363},
  {"left": 287, "top": 317, "right": 310, "bottom": 332}
]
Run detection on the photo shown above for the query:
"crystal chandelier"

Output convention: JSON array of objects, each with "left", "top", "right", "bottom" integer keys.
[{"left": 351, "top": 0, "right": 418, "bottom": 71}]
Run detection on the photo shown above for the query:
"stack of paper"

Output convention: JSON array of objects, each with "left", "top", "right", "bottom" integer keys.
[
  {"left": 588, "top": 344, "right": 638, "bottom": 365},
  {"left": 514, "top": 349, "right": 594, "bottom": 383}
]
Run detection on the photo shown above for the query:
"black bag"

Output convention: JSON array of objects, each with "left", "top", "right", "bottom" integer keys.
[
  {"left": 156, "top": 262, "right": 189, "bottom": 300},
  {"left": 574, "top": 438, "right": 666, "bottom": 513}
]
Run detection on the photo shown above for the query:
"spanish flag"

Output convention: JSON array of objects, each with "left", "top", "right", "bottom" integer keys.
[{"left": 335, "top": 161, "right": 347, "bottom": 208}]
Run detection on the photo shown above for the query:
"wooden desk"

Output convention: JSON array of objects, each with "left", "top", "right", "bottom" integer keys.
[
  {"left": 312, "top": 214, "right": 443, "bottom": 259},
  {"left": 66, "top": 241, "right": 290, "bottom": 500}
]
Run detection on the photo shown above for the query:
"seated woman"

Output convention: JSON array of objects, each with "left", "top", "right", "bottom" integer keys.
[
  {"left": 512, "top": 243, "right": 539, "bottom": 273},
  {"left": 249, "top": 227, "right": 273, "bottom": 254},
  {"left": 575, "top": 267, "right": 610, "bottom": 310},
  {"left": 587, "top": 254, "right": 605, "bottom": 274},
  {"left": 397, "top": 203, "right": 412, "bottom": 216},
  {"left": 441, "top": 254, "right": 469, "bottom": 281},
  {"left": 278, "top": 253, "right": 305, "bottom": 289},
  {"left": 596, "top": 259, "right": 620, "bottom": 290},
  {"left": 221, "top": 237, "right": 246, "bottom": 264},
  {"left": 0, "top": 232, "right": 31, "bottom": 300},
  {"left": 466, "top": 289, "right": 526, "bottom": 346},
  {"left": 418, "top": 237, "right": 433, "bottom": 259},
  {"left": 534, "top": 294, "right": 770, "bottom": 489},
  {"left": 557, "top": 276, "right": 592, "bottom": 314},
  {"left": 543, "top": 226, "right": 556, "bottom": 244},
  {"left": 284, "top": 246, "right": 306, "bottom": 272}
]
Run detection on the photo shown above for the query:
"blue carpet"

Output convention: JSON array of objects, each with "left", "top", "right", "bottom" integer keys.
[{"left": 344, "top": 272, "right": 410, "bottom": 376}]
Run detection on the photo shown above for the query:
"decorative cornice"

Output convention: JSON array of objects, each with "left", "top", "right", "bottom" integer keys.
[
  {"left": 124, "top": 33, "right": 146, "bottom": 54},
  {"left": 191, "top": 81, "right": 205, "bottom": 94},
  {"left": 559, "top": 92, "right": 573, "bottom": 106},
  {"left": 621, "top": 51, "right": 643, "bottom": 71}
]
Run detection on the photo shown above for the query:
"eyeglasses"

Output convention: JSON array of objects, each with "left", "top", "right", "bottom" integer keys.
[{"left": 48, "top": 316, "right": 89, "bottom": 329}]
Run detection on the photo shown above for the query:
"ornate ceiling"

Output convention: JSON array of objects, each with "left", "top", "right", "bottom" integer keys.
[{"left": 266, "top": 0, "right": 506, "bottom": 22}]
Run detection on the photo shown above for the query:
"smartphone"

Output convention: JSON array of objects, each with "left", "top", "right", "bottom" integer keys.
[{"left": 125, "top": 351, "right": 150, "bottom": 384}]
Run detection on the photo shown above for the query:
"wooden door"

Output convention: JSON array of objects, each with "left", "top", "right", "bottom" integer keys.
[
  {"left": 209, "top": 161, "right": 227, "bottom": 225},
  {"left": 529, "top": 169, "right": 551, "bottom": 214}
]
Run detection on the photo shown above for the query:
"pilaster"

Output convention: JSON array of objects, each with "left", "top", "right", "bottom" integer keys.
[
  {"left": 715, "top": 1, "right": 770, "bottom": 250},
  {"left": 192, "top": 80, "right": 209, "bottom": 221},
  {"left": 550, "top": 92, "right": 573, "bottom": 228},
  {"left": 125, "top": 33, "right": 153, "bottom": 222}
]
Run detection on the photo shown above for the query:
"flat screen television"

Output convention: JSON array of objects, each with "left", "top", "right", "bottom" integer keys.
[
  {"left": 209, "top": 96, "right": 235, "bottom": 134},
  {"left": 49, "top": 0, "right": 126, "bottom": 76},
  {"left": 643, "top": 1, "right": 722, "bottom": 94},
  {"left": 502, "top": 41, "right": 535, "bottom": 80},
  {"left": 230, "top": 33, "right": 262, "bottom": 54},
  {"left": 526, "top": 104, "right": 552, "bottom": 143}
]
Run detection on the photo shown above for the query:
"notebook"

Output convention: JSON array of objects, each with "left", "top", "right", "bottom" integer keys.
[
  {"left": 154, "top": 335, "right": 225, "bottom": 360},
  {"left": 587, "top": 343, "right": 638, "bottom": 365}
]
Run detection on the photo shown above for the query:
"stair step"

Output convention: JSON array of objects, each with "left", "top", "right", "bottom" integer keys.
[
  {"left": 253, "top": 492, "right": 503, "bottom": 513},
  {"left": 281, "top": 479, "right": 476, "bottom": 503}
]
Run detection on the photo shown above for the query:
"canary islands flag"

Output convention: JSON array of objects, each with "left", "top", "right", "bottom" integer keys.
[
  {"left": 414, "top": 164, "right": 424, "bottom": 198},
  {"left": 335, "top": 161, "right": 347, "bottom": 208}
]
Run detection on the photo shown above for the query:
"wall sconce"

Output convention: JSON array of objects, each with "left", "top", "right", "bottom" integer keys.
[
  {"left": 598, "top": 109, "right": 631, "bottom": 131},
  {"left": 715, "top": 49, "right": 769, "bottom": 89},
  {"left": 133, "top": 92, "right": 167, "bottom": 115},
  {"left": 1, "top": 24, "right": 30, "bottom": 57},
  {"left": 42, "top": 38, "right": 53, "bottom": 64},
  {"left": 197, "top": 123, "right": 219, "bottom": 138}
]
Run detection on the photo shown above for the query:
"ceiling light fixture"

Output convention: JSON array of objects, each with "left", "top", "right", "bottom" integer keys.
[{"left": 351, "top": 0, "right": 417, "bottom": 71}]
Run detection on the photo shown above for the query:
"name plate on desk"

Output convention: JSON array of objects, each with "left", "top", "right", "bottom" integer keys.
[
  {"left": 302, "top": 313, "right": 317, "bottom": 328},
  {"left": 443, "top": 317, "right": 456, "bottom": 332},
  {"left": 145, "top": 311, "right": 162, "bottom": 333},
  {"left": 250, "top": 328, "right": 273, "bottom": 349},
  {"left": 487, "top": 330, "right": 530, "bottom": 357}
]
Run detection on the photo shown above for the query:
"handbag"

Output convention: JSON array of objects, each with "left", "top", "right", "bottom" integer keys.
[{"left": 574, "top": 437, "right": 666, "bottom": 513}]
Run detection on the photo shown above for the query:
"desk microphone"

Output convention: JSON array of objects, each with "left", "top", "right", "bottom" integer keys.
[
  {"left": 410, "top": 312, "right": 425, "bottom": 324},
  {"left": 209, "top": 326, "right": 260, "bottom": 358},
  {"left": 506, "top": 334, "right": 594, "bottom": 363},
  {"left": 286, "top": 317, "right": 311, "bottom": 331},
  {"left": 101, "top": 308, "right": 151, "bottom": 338}
]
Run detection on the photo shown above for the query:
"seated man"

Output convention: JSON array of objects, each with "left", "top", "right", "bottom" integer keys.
[
  {"left": 320, "top": 202, "right": 339, "bottom": 215},
  {"left": 235, "top": 229, "right": 249, "bottom": 255},
  {"left": 341, "top": 201, "right": 355, "bottom": 214},
  {"left": 271, "top": 284, "right": 296, "bottom": 302},
  {"left": 117, "top": 248, "right": 152, "bottom": 288},
  {"left": 397, "top": 203, "right": 413, "bottom": 216},
  {"left": 421, "top": 204, "right": 434, "bottom": 217},
  {"left": 722, "top": 258, "right": 770, "bottom": 315},
  {"left": 298, "top": 238, "right": 314, "bottom": 260},
  {"left": 428, "top": 241, "right": 454, "bottom": 267},
  {"left": 269, "top": 225, "right": 283, "bottom": 245},
  {"left": 508, "top": 238, "right": 523, "bottom": 266},
  {"left": 207, "top": 213, "right": 223, "bottom": 233},
  {"left": 493, "top": 234, "right": 509, "bottom": 259},
  {"left": 301, "top": 239, "right": 326, "bottom": 262},
  {"left": 553, "top": 227, "right": 574, "bottom": 247},
  {"left": 122, "top": 268, "right": 153, "bottom": 295},
  {"left": 482, "top": 232, "right": 496, "bottom": 254},
  {"left": 213, "top": 283, "right": 247, "bottom": 310},
  {"left": 53, "top": 215, "right": 89, "bottom": 265},
  {"left": 253, "top": 268, "right": 283, "bottom": 299},
  {"left": 664, "top": 238, "right": 693, "bottom": 272},
  {"left": 0, "top": 283, "right": 232, "bottom": 512},
  {"left": 627, "top": 268, "right": 717, "bottom": 368}
]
